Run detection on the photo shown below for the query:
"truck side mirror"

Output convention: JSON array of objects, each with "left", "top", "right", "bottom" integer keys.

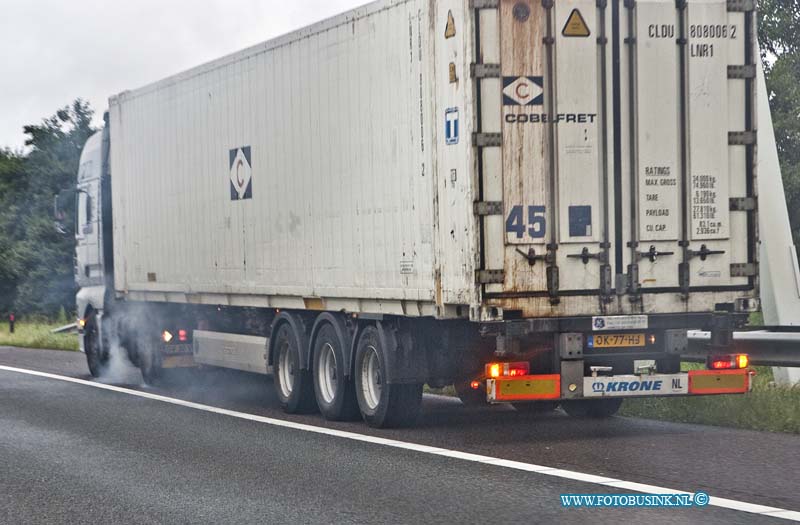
[{"left": 54, "top": 187, "right": 76, "bottom": 235}]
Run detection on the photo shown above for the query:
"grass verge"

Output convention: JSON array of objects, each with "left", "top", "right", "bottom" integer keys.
[
  {"left": 0, "top": 320, "right": 79, "bottom": 352},
  {"left": 620, "top": 364, "right": 800, "bottom": 434}
]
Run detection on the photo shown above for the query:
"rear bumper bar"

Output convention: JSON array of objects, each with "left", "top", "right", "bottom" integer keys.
[{"left": 487, "top": 369, "right": 751, "bottom": 402}]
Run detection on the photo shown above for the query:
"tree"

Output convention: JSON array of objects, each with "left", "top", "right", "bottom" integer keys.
[
  {"left": 0, "top": 99, "right": 95, "bottom": 317},
  {"left": 759, "top": 0, "right": 800, "bottom": 246}
]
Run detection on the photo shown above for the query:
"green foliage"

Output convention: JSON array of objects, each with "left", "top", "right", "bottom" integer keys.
[
  {"left": 759, "top": 0, "right": 800, "bottom": 246},
  {"left": 0, "top": 320, "right": 79, "bottom": 352},
  {"left": 621, "top": 365, "right": 800, "bottom": 434},
  {"left": 0, "top": 99, "right": 95, "bottom": 318}
]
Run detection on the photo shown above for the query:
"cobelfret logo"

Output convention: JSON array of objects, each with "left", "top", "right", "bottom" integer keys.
[{"left": 229, "top": 146, "right": 252, "bottom": 200}]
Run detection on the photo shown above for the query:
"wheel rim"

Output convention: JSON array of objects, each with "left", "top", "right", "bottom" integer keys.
[
  {"left": 278, "top": 341, "right": 294, "bottom": 398},
  {"left": 317, "top": 342, "right": 338, "bottom": 404},
  {"left": 361, "top": 346, "right": 382, "bottom": 410}
]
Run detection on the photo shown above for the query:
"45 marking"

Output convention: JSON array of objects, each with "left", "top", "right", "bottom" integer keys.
[{"left": 506, "top": 205, "right": 546, "bottom": 239}]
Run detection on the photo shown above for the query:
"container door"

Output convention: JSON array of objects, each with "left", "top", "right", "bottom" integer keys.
[
  {"left": 496, "top": 0, "right": 611, "bottom": 302},
  {"left": 482, "top": 0, "right": 755, "bottom": 306},
  {"left": 628, "top": 0, "right": 754, "bottom": 294}
]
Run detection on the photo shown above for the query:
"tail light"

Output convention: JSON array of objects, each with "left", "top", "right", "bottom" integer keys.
[
  {"left": 178, "top": 329, "right": 188, "bottom": 342},
  {"left": 485, "top": 361, "right": 530, "bottom": 378},
  {"left": 708, "top": 354, "right": 749, "bottom": 370}
]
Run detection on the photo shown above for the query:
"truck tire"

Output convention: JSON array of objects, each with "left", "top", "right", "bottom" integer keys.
[
  {"left": 84, "top": 319, "right": 108, "bottom": 378},
  {"left": 561, "top": 398, "right": 623, "bottom": 418},
  {"left": 312, "top": 323, "right": 359, "bottom": 421},
  {"left": 139, "top": 341, "right": 165, "bottom": 386},
  {"left": 354, "top": 326, "right": 422, "bottom": 428},
  {"left": 273, "top": 322, "right": 317, "bottom": 414},
  {"left": 512, "top": 401, "right": 559, "bottom": 414}
]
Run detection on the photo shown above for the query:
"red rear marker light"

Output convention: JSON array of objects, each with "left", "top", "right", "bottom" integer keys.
[
  {"left": 470, "top": 380, "right": 481, "bottom": 390},
  {"left": 485, "top": 362, "right": 530, "bottom": 378},
  {"left": 708, "top": 354, "right": 749, "bottom": 370},
  {"left": 178, "top": 329, "right": 188, "bottom": 342}
]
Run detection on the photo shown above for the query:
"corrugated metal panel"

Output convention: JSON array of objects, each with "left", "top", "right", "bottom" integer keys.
[
  {"left": 109, "top": 0, "right": 757, "bottom": 321},
  {"left": 111, "top": 0, "right": 448, "bottom": 314}
]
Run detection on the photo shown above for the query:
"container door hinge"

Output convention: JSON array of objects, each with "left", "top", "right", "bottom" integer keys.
[
  {"left": 730, "top": 197, "right": 757, "bottom": 211},
  {"left": 473, "top": 132, "right": 502, "bottom": 147},
  {"left": 547, "top": 265, "right": 560, "bottom": 305},
  {"left": 476, "top": 270, "right": 504, "bottom": 284},
  {"left": 600, "top": 264, "right": 613, "bottom": 297},
  {"left": 470, "top": 0, "right": 498, "bottom": 9},
  {"left": 627, "top": 264, "right": 640, "bottom": 295},
  {"left": 728, "top": 64, "right": 756, "bottom": 79},
  {"left": 731, "top": 263, "right": 758, "bottom": 277},
  {"left": 471, "top": 63, "right": 501, "bottom": 78},
  {"left": 679, "top": 262, "right": 691, "bottom": 294},
  {"left": 727, "top": 0, "right": 754, "bottom": 12},
  {"left": 474, "top": 201, "right": 503, "bottom": 216},
  {"left": 729, "top": 131, "right": 757, "bottom": 145}
]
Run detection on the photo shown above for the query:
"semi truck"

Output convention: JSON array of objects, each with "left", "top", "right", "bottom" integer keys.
[{"left": 68, "top": 0, "right": 760, "bottom": 428}]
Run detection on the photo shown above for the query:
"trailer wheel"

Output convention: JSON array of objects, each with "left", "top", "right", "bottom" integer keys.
[
  {"left": 139, "top": 341, "right": 165, "bottom": 386},
  {"left": 561, "top": 398, "right": 623, "bottom": 418},
  {"left": 273, "top": 322, "right": 317, "bottom": 413},
  {"left": 512, "top": 401, "right": 559, "bottom": 414},
  {"left": 312, "top": 323, "right": 359, "bottom": 421},
  {"left": 354, "top": 326, "right": 422, "bottom": 428},
  {"left": 84, "top": 318, "right": 108, "bottom": 378}
]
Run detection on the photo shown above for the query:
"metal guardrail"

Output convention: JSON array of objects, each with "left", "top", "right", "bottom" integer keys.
[
  {"left": 50, "top": 323, "right": 77, "bottom": 334},
  {"left": 686, "top": 329, "right": 800, "bottom": 367}
]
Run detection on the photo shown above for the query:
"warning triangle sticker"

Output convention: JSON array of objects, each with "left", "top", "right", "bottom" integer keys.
[
  {"left": 562, "top": 9, "right": 590, "bottom": 37},
  {"left": 445, "top": 10, "right": 456, "bottom": 39}
]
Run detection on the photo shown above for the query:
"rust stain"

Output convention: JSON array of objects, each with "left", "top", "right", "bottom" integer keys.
[{"left": 500, "top": 0, "right": 549, "bottom": 295}]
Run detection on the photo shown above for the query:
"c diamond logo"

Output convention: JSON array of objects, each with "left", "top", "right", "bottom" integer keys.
[
  {"left": 502, "top": 76, "right": 544, "bottom": 106},
  {"left": 229, "top": 146, "right": 252, "bottom": 200}
]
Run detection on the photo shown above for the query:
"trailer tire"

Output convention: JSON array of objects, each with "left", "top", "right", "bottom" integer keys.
[
  {"left": 273, "top": 322, "right": 318, "bottom": 414},
  {"left": 84, "top": 318, "right": 108, "bottom": 378},
  {"left": 354, "top": 326, "right": 422, "bottom": 428},
  {"left": 312, "top": 323, "right": 360, "bottom": 421},
  {"left": 561, "top": 398, "right": 623, "bottom": 418},
  {"left": 139, "top": 341, "right": 165, "bottom": 386}
]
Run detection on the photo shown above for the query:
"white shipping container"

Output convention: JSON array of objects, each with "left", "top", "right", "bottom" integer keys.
[{"left": 109, "top": 0, "right": 758, "bottom": 321}]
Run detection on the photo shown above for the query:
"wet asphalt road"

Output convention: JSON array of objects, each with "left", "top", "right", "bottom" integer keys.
[{"left": 1, "top": 346, "right": 798, "bottom": 524}]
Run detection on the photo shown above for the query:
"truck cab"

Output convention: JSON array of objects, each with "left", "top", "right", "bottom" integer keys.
[{"left": 74, "top": 124, "right": 112, "bottom": 357}]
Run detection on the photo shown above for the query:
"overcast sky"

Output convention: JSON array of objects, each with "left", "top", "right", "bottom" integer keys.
[{"left": 0, "top": 0, "right": 369, "bottom": 151}]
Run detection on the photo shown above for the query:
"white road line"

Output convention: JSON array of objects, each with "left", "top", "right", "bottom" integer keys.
[{"left": 2, "top": 364, "right": 798, "bottom": 522}]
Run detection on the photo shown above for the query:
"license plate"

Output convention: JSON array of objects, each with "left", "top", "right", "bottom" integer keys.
[
  {"left": 590, "top": 333, "right": 645, "bottom": 348},
  {"left": 161, "top": 354, "right": 195, "bottom": 368}
]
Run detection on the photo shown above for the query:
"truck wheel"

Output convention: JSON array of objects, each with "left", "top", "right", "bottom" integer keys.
[
  {"left": 354, "top": 326, "right": 422, "bottom": 428},
  {"left": 139, "top": 342, "right": 164, "bottom": 386},
  {"left": 454, "top": 379, "right": 487, "bottom": 407},
  {"left": 561, "top": 398, "right": 623, "bottom": 418},
  {"left": 512, "top": 401, "right": 559, "bottom": 413},
  {"left": 312, "top": 323, "right": 360, "bottom": 421},
  {"left": 84, "top": 319, "right": 108, "bottom": 378},
  {"left": 273, "top": 322, "right": 317, "bottom": 413}
]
